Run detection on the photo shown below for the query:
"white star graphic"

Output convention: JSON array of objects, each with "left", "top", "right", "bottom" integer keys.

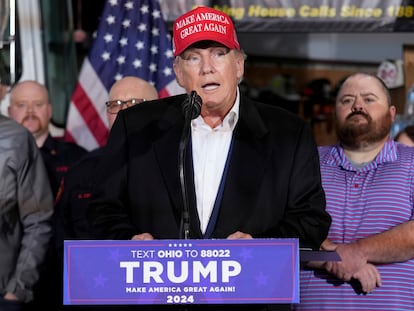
[
  {"left": 119, "top": 37, "right": 128, "bottom": 47},
  {"left": 117, "top": 55, "right": 126, "bottom": 65},
  {"left": 122, "top": 19, "right": 131, "bottom": 28},
  {"left": 152, "top": 10, "right": 161, "bottom": 19},
  {"left": 101, "top": 52, "right": 110, "bottom": 61},
  {"left": 124, "top": 1, "right": 134, "bottom": 10},
  {"left": 133, "top": 59, "right": 142, "bottom": 68},
  {"left": 135, "top": 41, "right": 144, "bottom": 50},
  {"left": 140, "top": 5, "right": 149, "bottom": 14},
  {"left": 104, "top": 33, "right": 113, "bottom": 43},
  {"left": 163, "top": 67, "right": 172, "bottom": 76},
  {"left": 150, "top": 45, "right": 158, "bottom": 54},
  {"left": 106, "top": 15, "right": 116, "bottom": 25},
  {"left": 149, "top": 63, "right": 157, "bottom": 72},
  {"left": 138, "top": 23, "right": 147, "bottom": 32},
  {"left": 164, "top": 49, "right": 173, "bottom": 58},
  {"left": 152, "top": 27, "right": 160, "bottom": 37}
]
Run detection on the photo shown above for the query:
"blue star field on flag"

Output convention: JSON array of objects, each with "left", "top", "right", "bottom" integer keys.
[{"left": 90, "top": 0, "right": 175, "bottom": 92}]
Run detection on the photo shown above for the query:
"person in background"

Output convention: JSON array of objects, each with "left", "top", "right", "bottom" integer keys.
[
  {"left": 8, "top": 80, "right": 88, "bottom": 198},
  {"left": 0, "top": 115, "right": 53, "bottom": 311},
  {"left": 89, "top": 6, "right": 331, "bottom": 311},
  {"left": 55, "top": 76, "right": 158, "bottom": 241},
  {"left": 53, "top": 76, "right": 158, "bottom": 310},
  {"left": 296, "top": 72, "right": 414, "bottom": 310},
  {"left": 394, "top": 124, "right": 414, "bottom": 146},
  {"left": 7, "top": 80, "right": 87, "bottom": 311}
]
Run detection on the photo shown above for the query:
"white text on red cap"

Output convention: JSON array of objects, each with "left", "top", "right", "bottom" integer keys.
[{"left": 175, "top": 12, "right": 230, "bottom": 30}]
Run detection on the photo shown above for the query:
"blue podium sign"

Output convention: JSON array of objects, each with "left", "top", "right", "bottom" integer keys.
[{"left": 64, "top": 238, "right": 299, "bottom": 305}]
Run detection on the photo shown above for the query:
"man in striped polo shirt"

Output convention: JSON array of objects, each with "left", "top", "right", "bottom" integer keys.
[{"left": 296, "top": 72, "right": 414, "bottom": 310}]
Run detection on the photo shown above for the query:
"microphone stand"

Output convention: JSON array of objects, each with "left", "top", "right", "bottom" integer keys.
[
  {"left": 178, "top": 91, "right": 201, "bottom": 240},
  {"left": 178, "top": 117, "right": 191, "bottom": 239}
]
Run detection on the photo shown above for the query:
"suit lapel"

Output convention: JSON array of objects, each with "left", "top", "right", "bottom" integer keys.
[
  {"left": 152, "top": 99, "right": 185, "bottom": 227},
  {"left": 152, "top": 95, "right": 271, "bottom": 238},
  {"left": 152, "top": 100, "right": 203, "bottom": 238},
  {"left": 212, "top": 97, "right": 271, "bottom": 237}
]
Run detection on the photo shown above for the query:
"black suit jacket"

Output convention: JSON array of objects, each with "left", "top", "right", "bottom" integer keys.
[{"left": 90, "top": 94, "right": 330, "bottom": 250}]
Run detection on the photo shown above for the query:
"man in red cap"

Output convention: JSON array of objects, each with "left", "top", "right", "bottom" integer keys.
[{"left": 89, "top": 6, "right": 331, "bottom": 311}]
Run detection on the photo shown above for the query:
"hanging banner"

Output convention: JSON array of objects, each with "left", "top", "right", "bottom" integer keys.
[
  {"left": 64, "top": 238, "right": 299, "bottom": 305},
  {"left": 159, "top": 0, "right": 414, "bottom": 32}
]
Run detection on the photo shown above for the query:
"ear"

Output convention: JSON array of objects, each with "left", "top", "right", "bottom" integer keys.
[
  {"left": 173, "top": 62, "right": 184, "bottom": 88},
  {"left": 235, "top": 52, "right": 245, "bottom": 82},
  {"left": 390, "top": 105, "right": 397, "bottom": 122},
  {"left": 47, "top": 102, "right": 53, "bottom": 119}
]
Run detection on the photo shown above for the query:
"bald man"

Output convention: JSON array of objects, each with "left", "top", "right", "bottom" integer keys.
[
  {"left": 55, "top": 76, "right": 158, "bottom": 240},
  {"left": 105, "top": 76, "right": 159, "bottom": 130},
  {"left": 53, "top": 76, "right": 158, "bottom": 310}
]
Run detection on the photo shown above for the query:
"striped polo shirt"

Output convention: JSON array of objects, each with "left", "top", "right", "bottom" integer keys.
[{"left": 295, "top": 138, "right": 414, "bottom": 311}]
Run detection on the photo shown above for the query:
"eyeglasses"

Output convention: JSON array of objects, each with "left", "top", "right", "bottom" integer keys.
[
  {"left": 11, "top": 101, "right": 48, "bottom": 110},
  {"left": 179, "top": 47, "right": 230, "bottom": 67},
  {"left": 105, "top": 98, "right": 145, "bottom": 114}
]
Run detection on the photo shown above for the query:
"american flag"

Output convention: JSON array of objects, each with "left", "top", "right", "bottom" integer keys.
[{"left": 65, "top": 0, "right": 184, "bottom": 151}]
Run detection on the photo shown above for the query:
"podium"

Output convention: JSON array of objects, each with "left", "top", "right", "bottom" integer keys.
[
  {"left": 63, "top": 239, "right": 338, "bottom": 306},
  {"left": 300, "top": 248, "right": 340, "bottom": 262}
]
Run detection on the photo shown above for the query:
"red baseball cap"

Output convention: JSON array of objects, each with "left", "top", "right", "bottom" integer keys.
[{"left": 173, "top": 6, "right": 240, "bottom": 57}]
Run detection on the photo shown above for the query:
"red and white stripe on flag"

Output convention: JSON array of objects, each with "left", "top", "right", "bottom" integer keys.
[{"left": 64, "top": 0, "right": 184, "bottom": 151}]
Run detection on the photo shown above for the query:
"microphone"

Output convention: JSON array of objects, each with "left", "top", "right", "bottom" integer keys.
[
  {"left": 182, "top": 90, "right": 202, "bottom": 120},
  {"left": 178, "top": 91, "right": 202, "bottom": 239}
]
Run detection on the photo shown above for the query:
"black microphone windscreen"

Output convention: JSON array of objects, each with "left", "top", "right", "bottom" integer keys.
[{"left": 183, "top": 91, "right": 202, "bottom": 120}]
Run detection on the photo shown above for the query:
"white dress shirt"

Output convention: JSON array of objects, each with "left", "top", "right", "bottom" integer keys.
[{"left": 191, "top": 90, "right": 240, "bottom": 233}]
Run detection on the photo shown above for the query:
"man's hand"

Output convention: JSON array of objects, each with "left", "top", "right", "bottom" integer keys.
[
  {"left": 226, "top": 231, "right": 252, "bottom": 239},
  {"left": 325, "top": 243, "right": 368, "bottom": 281},
  {"left": 317, "top": 239, "right": 382, "bottom": 293},
  {"left": 131, "top": 233, "right": 154, "bottom": 240},
  {"left": 4, "top": 292, "right": 18, "bottom": 301},
  {"left": 352, "top": 263, "right": 382, "bottom": 294}
]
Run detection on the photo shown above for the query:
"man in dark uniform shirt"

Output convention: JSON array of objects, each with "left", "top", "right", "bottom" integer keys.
[
  {"left": 40, "top": 134, "right": 87, "bottom": 197},
  {"left": 8, "top": 80, "right": 87, "bottom": 311},
  {"left": 8, "top": 80, "right": 87, "bottom": 198}
]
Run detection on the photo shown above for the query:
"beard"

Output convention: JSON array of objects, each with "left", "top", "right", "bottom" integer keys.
[{"left": 336, "top": 110, "right": 392, "bottom": 149}]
